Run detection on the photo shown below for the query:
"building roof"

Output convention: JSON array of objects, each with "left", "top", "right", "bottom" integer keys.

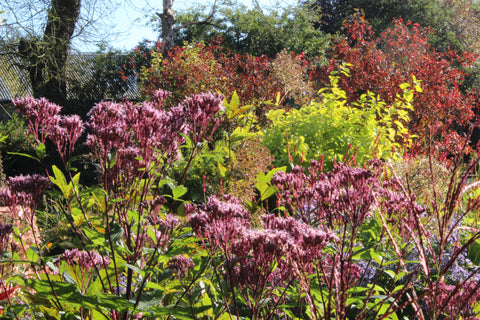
[
  {"left": 0, "top": 54, "right": 33, "bottom": 101},
  {"left": 0, "top": 52, "right": 140, "bottom": 103}
]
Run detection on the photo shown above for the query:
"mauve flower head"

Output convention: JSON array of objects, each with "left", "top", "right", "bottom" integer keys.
[
  {"left": 190, "top": 195, "right": 250, "bottom": 234},
  {"left": 13, "top": 97, "right": 62, "bottom": 144},
  {"left": 190, "top": 196, "right": 252, "bottom": 252},
  {"left": 155, "top": 214, "right": 181, "bottom": 232},
  {"left": 168, "top": 254, "right": 195, "bottom": 278},
  {"left": 125, "top": 101, "right": 166, "bottom": 150},
  {"left": 86, "top": 98, "right": 190, "bottom": 186},
  {"left": 272, "top": 161, "right": 389, "bottom": 227},
  {"left": 167, "top": 104, "right": 190, "bottom": 139},
  {"left": 48, "top": 114, "right": 84, "bottom": 161},
  {"left": 262, "top": 214, "right": 336, "bottom": 264},
  {"left": 205, "top": 194, "right": 250, "bottom": 221},
  {"left": 180, "top": 92, "right": 225, "bottom": 145},
  {"left": 142, "top": 196, "right": 167, "bottom": 216},
  {"left": 86, "top": 100, "right": 130, "bottom": 155},
  {"left": 0, "top": 174, "right": 50, "bottom": 210},
  {"left": 0, "top": 187, "right": 17, "bottom": 208},
  {"left": 183, "top": 202, "right": 197, "bottom": 216},
  {"left": 61, "top": 248, "right": 110, "bottom": 270},
  {"left": 189, "top": 211, "right": 210, "bottom": 235},
  {"left": 379, "top": 185, "right": 423, "bottom": 238},
  {"left": 229, "top": 228, "right": 296, "bottom": 285}
]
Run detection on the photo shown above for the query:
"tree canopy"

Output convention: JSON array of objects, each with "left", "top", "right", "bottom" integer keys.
[{"left": 157, "top": 1, "right": 331, "bottom": 57}]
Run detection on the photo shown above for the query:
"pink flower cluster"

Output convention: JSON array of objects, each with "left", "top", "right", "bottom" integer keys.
[
  {"left": 168, "top": 254, "right": 195, "bottom": 278},
  {"left": 271, "top": 160, "right": 421, "bottom": 236},
  {"left": 0, "top": 223, "right": 13, "bottom": 251},
  {"left": 271, "top": 161, "right": 380, "bottom": 226},
  {"left": 190, "top": 195, "right": 336, "bottom": 289},
  {"left": 13, "top": 97, "right": 62, "bottom": 145},
  {"left": 190, "top": 194, "right": 251, "bottom": 249},
  {"left": 85, "top": 90, "right": 224, "bottom": 188},
  {"left": 0, "top": 174, "right": 50, "bottom": 211},
  {"left": 179, "top": 92, "right": 224, "bottom": 145},
  {"left": 61, "top": 248, "right": 111, "bottom": 270},
  {"left": 146, "top": 213, "right": 182, "bottom": 249},
  {"left": 13, "top": 97, "right": 84, "bottom": 161}
]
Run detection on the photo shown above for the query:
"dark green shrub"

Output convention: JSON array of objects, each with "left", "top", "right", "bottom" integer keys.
[{"left": 0, "top": 113, "right": 41, "bottom": 177}]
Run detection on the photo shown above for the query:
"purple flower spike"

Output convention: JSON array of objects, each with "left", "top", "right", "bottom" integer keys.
[
  {"left": 151, "top": 89, "right": 171, "bottom": 108},
  {"left": 86, "top": 100, "right": 130, "bottom": 155},
  {"left": 0, "top": 223, "right": 13, "bottom": 243}
]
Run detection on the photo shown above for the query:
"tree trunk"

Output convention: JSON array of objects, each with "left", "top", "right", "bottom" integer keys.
[
  {"left": 28, "top": 0, "right": 81, "bottom": 104},
  {"left": 160, "top": 0, "right": 176, "bottom": 55}
]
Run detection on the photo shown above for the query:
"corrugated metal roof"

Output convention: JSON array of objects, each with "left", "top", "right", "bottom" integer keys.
[
  {"left": 0, "top": 54, "right": 33, "bottom": 100},
  {"left": 0, "top": 52, "right": 139, "bottom": 102},
  {"left": 64, "top": 52, "right": 140, "bottom": 101}
]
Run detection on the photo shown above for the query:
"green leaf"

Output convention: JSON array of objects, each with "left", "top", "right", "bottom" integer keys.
[
  {"left": 147, "top": 305, "right": 213, "bottom": 319},
  {"left": 106, "top": 150, "right": 117, "bottom": 169},
  {"left": 468, "top": 240, "right": 480, "bottom": 265},
  {"left": 86, "top": 275, "right": 103, "bottom": 296},
  {"left": 352, "top": 247, "right": 384, "bottom": 265},
  {"left": 50, "top": 165, "right": 76, "bottom": 199},
  {"left": 62, "top": 271, "right": 76, "bottom": 285},
  {"left": 26, "top": 246, "right": 39, "bottom": 263},
  {"left": 172, "top": 185, "right": 188, "bottom": 200},
  {"left": 8, "top": 151, "right": 41, "bottom": 163},
  {"left": 35, "top": 142, "right": 47, "bottom": 160},
  {"left": 123, "top": 263, "right": 142, "bottom": 276},
  {"left": 230, "top": 126, "right": 255, "bottom": 143},
  {"left": 106, "top": 222, "right": 124, "bottom": 244},
  {"left": 255, "top": 166, "right": 286, "bottom": 201},
  {"left": 83, "top": 227, "right": 105, "bottom": 247},
  {"left": 217, "top": 162, "right": 228, "bottom": 178}
]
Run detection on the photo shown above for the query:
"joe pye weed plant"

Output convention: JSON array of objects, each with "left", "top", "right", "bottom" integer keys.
[
  {"left": 0, "top": 91, "right": 227, "bottom": 319},
  {"left": 2, "top": 82, "right": 480, "bottom": 319}
]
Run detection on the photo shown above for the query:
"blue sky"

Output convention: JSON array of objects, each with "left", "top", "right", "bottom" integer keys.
[
  {"left": 71, "top": 0, "right": 285, "bottom": 52},
  {"left": 0, "top": 0, "right": 287, "bottom": 52}
]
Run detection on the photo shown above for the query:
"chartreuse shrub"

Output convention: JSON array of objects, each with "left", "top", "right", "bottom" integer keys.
[
  {"left": 3, "top": 90, "right": 480, "bottom": 320},
  {"left": 263, "top": 71, "right": 419, "bottom": 170}
]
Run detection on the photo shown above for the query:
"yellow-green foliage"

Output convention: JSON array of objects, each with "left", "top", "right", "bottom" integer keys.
[{"left": 263, "top": 73, "right": 419, "bottom": 170}]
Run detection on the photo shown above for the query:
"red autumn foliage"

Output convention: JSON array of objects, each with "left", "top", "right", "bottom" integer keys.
[
  {"left": 311, "top": 14, "right": 479, "bottom": 154},
  {"left": 0, "top": 287, "right": 16, "bottom": 301},
  {"left": 139, "top": 39, "right": 281, "bottom": 108}
]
